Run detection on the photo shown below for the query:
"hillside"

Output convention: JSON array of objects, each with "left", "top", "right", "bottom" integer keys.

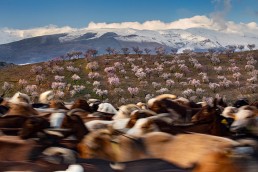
[
  {"left": 0, "top": 28, "right": 258, "bottom": 64},
  {"left": 0, "top": 51, "right": 257, "bottom": 106},
  {"left": 0, "top": 61, "right": 15, "bottom": 69}
]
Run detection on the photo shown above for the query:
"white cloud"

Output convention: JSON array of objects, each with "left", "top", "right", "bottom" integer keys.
[
  {"left": 3, "top": 25, "right": 76, "bottom": 37},
  {"left": 0, "top": 25, "right": 77, "bottom": 44},
  {"left": 210, "top": 0, "right": 232, "bottom": 30},
  {"left": 86, "top": 16, "right": 213, "bottom": 30},
  {"left": 1, "top": 15, "right": 258, "bottom": 44},
  {"left": 86, "top": 15, "right": 258, "bottom": 36}
]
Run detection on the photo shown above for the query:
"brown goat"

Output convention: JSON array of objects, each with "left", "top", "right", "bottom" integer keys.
[{"left": 78, "top": 131, "right": 239, "bottom": 168}]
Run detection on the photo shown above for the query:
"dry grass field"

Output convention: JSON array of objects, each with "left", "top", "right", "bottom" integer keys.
[{"left": 0, "top": 50, "right": 257, "bottom": 107}]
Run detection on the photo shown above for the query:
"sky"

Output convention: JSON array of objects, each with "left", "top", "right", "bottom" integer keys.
[
  {"left": 0, "top": 0, "right": 257, "bottom": 29},
  {"left": 0, "top": 0, "right": 258, "bottom": 44}
]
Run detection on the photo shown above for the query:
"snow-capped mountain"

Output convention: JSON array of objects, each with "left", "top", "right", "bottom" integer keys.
[
  {"left": 58, "top": 27, "right": 258, "bottom": 50},
  {"left": 0, "top": 27, "right": 258, "bottom": 64}
]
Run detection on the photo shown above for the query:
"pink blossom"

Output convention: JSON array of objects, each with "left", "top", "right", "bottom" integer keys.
[
  {"left": 145, "top": 68, "right": 152, "bottom": 77},
  {"left": 31, "top": 91, "right": 38, "bottom": 100},
  {"left": 119, "top": 69, "right": 127, "bottom": 75},
  {"left": 127, "top": 57, "right": 135, "bottom": 63},
  {"left": 30, "top": 65, "right": 42, "bottom": 74},
  {"left": 135, "top": 70, "right": 146, "bottom": 80},
  {"left": 169, "top": 65, "right": 176, "bottom": 72},
  {"left": 88, "top": 72, "right": 100, "bottom": 79},
  {"left": 202, "top": 75, "right": 209, "bottom": 83},
  {"left": 71, "top": 74, "right": 81, "bottom": 81},
  {"left": 196, "top": 88, "right": 205, "bottom": 95},
  {"left": 104, "top": 67, "right": 116, "bottom": 74},
  {"left": 70, "top": 90, "right": 76, "bottom": 97},
  {"left": 188, "top": 57, "right": 199, "bottom": 65},
  {"left": 248, "top": 84, "right": 258, "bottom": 93},
  {"left": 131, "top": 65, "right": 140, "bottom": 72},
  {"left": 174, "top": 73, "right": 183, "bottom": 81},
  {"left": 93, "top": 81, "right": 101, "bottom": 87},
  {"left": 161, "top": 73, "right": 171, "bottom": 80},
  {"left": 247, "top": 76, "right": 257, "bottom": 84},
  {"left": 51, "top": 82, "right": 66, "bottom": 90},
  {"left": 248, "top": 70, "right": 258, "bottom": 77},
  {"left": 247, "top": 59, "right": 257, "bottom": 65},
  {"left": 166, "top": 79, "right": 175, "bottom": 87},
  {"left": 52, "top": 66, "right": 64, "bottom": 74},
  {"left": 214, "top": 66, "right": 222, "bottom": 74},
  {"left": 108, "top": 76, "right": 120, "bottom": 86},
  {"left": 145, "top": 94, "right": 154, "bottom": 101},
  {"left": 234, "top": 81, "right": 240, "bottom": 88},
  {"left": 73, "top": 85, "right": 85, "bottom": 92},
  {"left": 176, "top": 60, "right": 185, "bottom": 64},
  {"left": 119, "top": 97, "right": 127, "bottom": 104},
  {"left": 155, "top": 65, "right": 164, "bottom": 74},
  {"left": 67, "top": 66, "right": 80, "bottom": 73},
  {"left": 95, "top": 89, "right": 108, "bottom": 99},
  {"left": 182, "top": 88, "right": 195, "bottom": 98},
  {"left": 36, "top": 74, "right": 45, "bottom": 84},
  {"left": 140, "top": 81, "right": 148, "bottom": 87},
  {"left": 152, "top": 82, "right": 161, "bottom": 89},
  {"left": 96, "top": 89, "right": 108, "bottom": 96},
  {"left": 198, "top": 72, "right": 207, "bottom": 77},
  {"left": 114, "top": 88, "right": 124, "bottom": 93},
  {"left": 229, "top": 59, "right": 235, "bottom": 63},
  {"left": 2, "top": 82, "right": 13, "bottom": 91},
  {"left": 189, "top": 79, "right": 201, "bottom": 88},
  {"left": 18, "top": 79, "right": 28, "bottom": 86},
  {"left": 228, "top": 66, "right": 240, "bottom": 73},
  {"left": 25, "top": 85, "right": 37, "bottom": 94},
  {"left": 86, "top": 61, "right": 99, "bottom": 71},
  {"left": 217, "top": 75, "right": 226, "bottom": 81},
  {"left": 232, "top": 72, "right": 241, "bottom": 81},
  {"left": 219, "top": 79, "right": 232, "bottom": 88},
  {"left": 156, "top": 88, "right": 169, "bottom": 94},
  {"left": 114, "top": 62, "right": 124, "bottom": 69},
  {"left": 202, "top": 97, "right": 214, "bottom": 106},
  {"left": 194, "top": 63, "right": 203, "bottom": 70},
  {"left": 179, "top": 64, "right": 189, "bottom": 74},
  {"left": 179, "top": 82, "right": 188, "bottom": 87},
  {"left": 210, "top": 56, "right": 220, "bottom": 64},
  {"left": 128, "top": 87, "right": 139, "bottom": 98},
  {"left": 55, "top": 90, "right": 65, "bottom": 99},
  {"left": 208, "top": 83, "right": 220, "bottom": 92},
  {"left": 245, "top": 65, "right": 255, "bottom": 71},
  {"left": 54, "top": 75, "right": 65, "bottom": 82}
]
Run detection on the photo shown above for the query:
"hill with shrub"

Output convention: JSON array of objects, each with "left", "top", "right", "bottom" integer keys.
[{"left": 0, "top": 50, "right": 257, "bottom": 106}]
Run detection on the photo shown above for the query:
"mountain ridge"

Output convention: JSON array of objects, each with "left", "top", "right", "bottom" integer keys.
[{"left": 0, "top": 28, "right": 257, "bottom": 64}]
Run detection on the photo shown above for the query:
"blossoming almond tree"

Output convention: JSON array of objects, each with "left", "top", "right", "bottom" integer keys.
[
  {"left": 2, "top": 82, "right": 13, "bottom": 96},
  {"left": 128, "top": 87, "right": 139, "bottom": 98},
  {"left": 18, "top": 79, "right": 28, "bottom": 90}
]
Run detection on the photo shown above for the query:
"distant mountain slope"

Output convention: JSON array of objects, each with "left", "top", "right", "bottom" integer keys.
[
  {"left": 0, "top": 61, "right": 15, "bottom": 69},
  {"left": 0, "top": 28, "right": 258, "bottom": 64}
]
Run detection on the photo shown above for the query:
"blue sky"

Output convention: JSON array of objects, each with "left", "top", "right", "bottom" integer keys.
[{"left": 0, "top": 0, "right": 257, "bottom": 29}]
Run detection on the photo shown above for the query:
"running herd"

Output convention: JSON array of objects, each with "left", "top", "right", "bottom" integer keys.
[{"left": 0, "top": 91, "right": 257, "bottom": 172}]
